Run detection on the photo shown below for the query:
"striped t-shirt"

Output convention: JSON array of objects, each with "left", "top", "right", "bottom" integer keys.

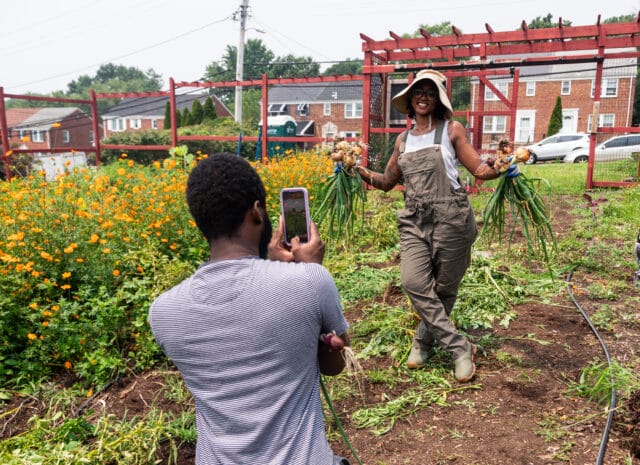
[{"left": 149, "top": 257, "right": 349, "bottom": 465}]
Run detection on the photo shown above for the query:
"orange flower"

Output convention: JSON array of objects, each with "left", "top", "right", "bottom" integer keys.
[
  {"left": 62, "top": 272, "right": 71, "bottom": 279},
  {"left": 113, "top": 269, "right": 120, "bottom": 277},
  {"left": 64, "top": 361, "right": 72, "bottom": 369},
  {"left": 27, "top": 333, "right": 37, "bottom": 340}
]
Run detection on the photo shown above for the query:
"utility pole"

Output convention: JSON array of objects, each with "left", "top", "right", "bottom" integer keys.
[{"left": 234, "top": 0, "right": 249, "bottom": 123}]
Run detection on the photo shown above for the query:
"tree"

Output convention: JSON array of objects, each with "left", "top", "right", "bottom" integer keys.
[
  {"left": 527, "top": 13, "right": 572, "bottom": 29},
  {"left": 547, "top": 96, "right": 563, "bottom": 136},
  {"left": 64, "top": 63, "right": 163, "bottom": 114},
  {"left": 269, "top": 55, "right": 320, "bottom": 78},
  {"left": 202, "top": 97, "right": 217, "bottom": 124},
  {"left": 182, "top": 107, "right": 192, "bottom": 127},
  {"left": 191, "top": 99, "right": 204, "bottom": 125},
  {"left": 322, "top": 58, "right": 363, "bottom": 76},
  {"left": 164, "top": 102, "right": 172, "bottom": 130}
]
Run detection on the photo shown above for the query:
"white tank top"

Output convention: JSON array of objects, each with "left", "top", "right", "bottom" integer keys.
[{"left": 404, "top": 121, "right": 461, "bottom": 190}]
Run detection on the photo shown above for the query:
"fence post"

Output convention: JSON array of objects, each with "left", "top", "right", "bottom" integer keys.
[
  {"left": 0, "top": 87, "right": 12, "bottom": 180},
  {"left": 90, "top": 90, "right": 102, "bottom": 166}
]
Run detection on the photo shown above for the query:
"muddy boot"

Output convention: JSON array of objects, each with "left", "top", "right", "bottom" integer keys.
[
  {"left": 454, "top": 344, "right": 477, "bottom": 382},
  {"left": 406, "top": 340, "right": 433, "bottom": 369}
]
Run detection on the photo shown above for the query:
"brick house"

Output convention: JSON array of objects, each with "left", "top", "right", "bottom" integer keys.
[
  {"left": 101, "top": 93, "right": 232, "bottom": 137},
  {"left": 386, "top": 52, "right": 636, "bottom": 150},
  {"left": 2, "top": 107, "right": 95, "bottom": 152},
  {"left": 475, "top": 51, "right": 637, "bottom": 147},
  {"left": 264, "top": 81, "right": 363, "bottom": 140}
]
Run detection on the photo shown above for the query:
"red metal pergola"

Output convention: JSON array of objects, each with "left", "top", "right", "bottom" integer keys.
[{"left": 358, "top": 14, "right": 640, "bottom": 188}]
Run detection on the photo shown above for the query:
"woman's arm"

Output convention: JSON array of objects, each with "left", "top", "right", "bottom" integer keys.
[
  {"left": 449, "top": 121, "right": 501, "bottom": 181},
  {"left": 355, "top": 132, "right": 405, "bottom": 192}
]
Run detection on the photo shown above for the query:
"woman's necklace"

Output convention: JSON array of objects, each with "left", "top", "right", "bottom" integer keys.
[{"left": 411, "top": 114, "right": 432, "bottom": 135}]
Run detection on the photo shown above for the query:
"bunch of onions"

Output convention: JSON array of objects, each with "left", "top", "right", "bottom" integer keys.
[
  {"left": 480, "top": 141, "right": 557, "bottom": 266},
  {"left": 315, "top": 139, "right": 368, "bottom": 241}
]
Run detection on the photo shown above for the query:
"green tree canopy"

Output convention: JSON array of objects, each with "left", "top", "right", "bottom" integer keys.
[
  {"left": 202, "top": 96, "right": 217, "bottom": 124},
  {"left": 191, "top": 98, "right": 204, "bottom": 125},
  {"left": 547, "top": 96, "right": 563, "bottom": 136},
  {"left": 322, "top": 58, "right": 363, "bottom": 76},
  {"left": 527, "top": 13, "right": 572, "bottom": 29}
]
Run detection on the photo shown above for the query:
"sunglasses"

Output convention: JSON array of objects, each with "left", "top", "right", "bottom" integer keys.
[{"left": 411, "top": 88, "right": 438, "bottom": 99}]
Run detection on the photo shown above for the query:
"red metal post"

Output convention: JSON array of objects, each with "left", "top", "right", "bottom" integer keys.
[
  {"left": 586, "top": 56, "right": 604, "bottom": 190},
  {"left": 0, "top": 87, "right": 12, "bottom": 180},
  {"left": 509, "top": 69, "right": 519, "bottom": 144},
  {"left": 89, "top": 90, "right": 102, "bottom": 166},
  {"left": 169, "top": 78, "right": 178, "bottom": 148}
]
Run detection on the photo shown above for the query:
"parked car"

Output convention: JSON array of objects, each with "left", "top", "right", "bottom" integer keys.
[
  {"left": 524, "top": 133, "right": 589, "bottom": 164},
  {"left": 564, "top": 134, "right": 640, "bottom": 163}
]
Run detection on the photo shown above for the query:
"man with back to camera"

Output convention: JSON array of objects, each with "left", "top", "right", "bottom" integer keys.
[{"left": 148, "top": 153, "right": 351, "bottom": 465}]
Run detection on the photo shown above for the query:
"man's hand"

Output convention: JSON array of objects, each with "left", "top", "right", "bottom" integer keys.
[
  {"left": 268, "top": 216, "right": 295, "bottom": 262},
  {"left": 291, "top": 221, "right": 325, "bottom": 264}
]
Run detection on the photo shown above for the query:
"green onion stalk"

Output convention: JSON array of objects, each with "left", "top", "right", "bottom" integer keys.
[
  {"left": 314, "top": 141, "right": 367, "bottom": 242},
  {"left": 479, "top": 149, "right": 557, "bottom": 268}
]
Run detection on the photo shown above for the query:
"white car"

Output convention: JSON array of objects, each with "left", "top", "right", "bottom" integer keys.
[
  {"left": 524, "top": 133, "right": 589, "bottom": 164},
  {"left": 564, "top": 134, "right": 640, "bottom": 163}
]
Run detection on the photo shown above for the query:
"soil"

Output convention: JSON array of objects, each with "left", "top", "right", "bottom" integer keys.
[{"left": 2, "top": 194, "right": 639, "bottom": 465}]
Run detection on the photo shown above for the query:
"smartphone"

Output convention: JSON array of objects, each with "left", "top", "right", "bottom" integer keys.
[{"left": 280, "top": 187, "right": 311, "bottom": 246}]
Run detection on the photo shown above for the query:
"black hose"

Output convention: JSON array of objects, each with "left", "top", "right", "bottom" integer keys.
[{"left": 565, "top": 267, "right": 617, "bottom": 465}]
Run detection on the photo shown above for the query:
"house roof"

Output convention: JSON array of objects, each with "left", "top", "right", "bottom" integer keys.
[
  {"left": 9, "top": 107, "right": 84, "bottom": 130},
  {"left": 487, "top": 48, "right": 637, "bottom": 81},
  {"left": 102, "top": 93, "right": 232, "bottom": 119},
  {"left": 267, "top": 81, "right": 362, "bottom": 104},
  {"left": 5, "top": 108, "right": 40, "bottom": 127}
]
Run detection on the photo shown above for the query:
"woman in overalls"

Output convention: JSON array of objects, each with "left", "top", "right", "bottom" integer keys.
[{"left": 355, "top": 70, "right": 517, "bottom": 382}]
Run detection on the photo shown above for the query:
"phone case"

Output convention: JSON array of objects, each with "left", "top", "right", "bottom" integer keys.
[{"left": 280, "top": 187, "right": 311, "bottom": 246}]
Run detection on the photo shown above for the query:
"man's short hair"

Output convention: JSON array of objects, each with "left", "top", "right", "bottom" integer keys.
[{"left": 186, "top": 153, "right": 266, "bottom": 242}]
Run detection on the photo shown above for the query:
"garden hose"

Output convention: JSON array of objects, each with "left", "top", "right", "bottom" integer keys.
[
  {"left": 565, "top": 266, "right": 617, "bottom": 465},
  {"left": 320, "top": 376, "right": 364, "bottom": 465}
]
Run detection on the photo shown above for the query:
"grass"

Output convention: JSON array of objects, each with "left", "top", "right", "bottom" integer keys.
[{"left": 1, "top": 154, "right": 639, "bottom": 464}]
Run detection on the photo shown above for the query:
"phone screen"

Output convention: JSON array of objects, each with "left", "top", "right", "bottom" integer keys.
[{"left": 281, "top": 188, "right": 310, "bottom": 245}]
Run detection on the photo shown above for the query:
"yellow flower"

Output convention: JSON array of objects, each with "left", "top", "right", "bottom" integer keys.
[
  {"left": 63, "top": 246, "right": 74, "bottom": 254},
  {"left": 76, "top": 258, "right": 84, "bottom": 263},
  {"left": 86, "top": 389, "right": 93, "bottom": 398},
  {"left": 42, "top": 310, "right": 53, "bottom": 317},
  {"left": 42, "top": 321, "right": 49, "bottom": 327},
  {"left": 27, "top": 333, "right": 37, "bottom": 340},
  {"left": 62, "top": 272, "right": 71, "bottom": 279},
  {"left": 40, "top": 251, "right": 53, "bottom": 261},
  {"left": 60, "top": 284, "right": 71, "bottom": 290},
  {"left": 29, "top": 302, "right": 39, "bottom": 310},
  {"left": 88, "top": 234, "right": 99, "bottom": 243},
  {"left": 102, "top": 248, "right": 111, "bottom": 254}
]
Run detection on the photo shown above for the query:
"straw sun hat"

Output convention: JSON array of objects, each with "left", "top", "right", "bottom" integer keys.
[{"left": 391, "top": 69, "right": 453, "bottom": 119}]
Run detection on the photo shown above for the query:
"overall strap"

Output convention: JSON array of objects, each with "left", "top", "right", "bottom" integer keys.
[
  {"left": 433, "top": 120, "right": 445, "bottom": 145},
  {"left": 398, "top": 130, "right": 409, "bottom": 155}
]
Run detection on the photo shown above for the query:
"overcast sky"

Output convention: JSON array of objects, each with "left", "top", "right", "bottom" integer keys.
[{"left": 0, "top": 0, "right": 637, "bottom": 95}]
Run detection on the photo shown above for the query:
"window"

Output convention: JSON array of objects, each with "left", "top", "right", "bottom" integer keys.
[
  {"left": 31, "top": 130, "right": 45, "bottom": 142},
  {"left": 340, "top": 131, "right": 360, "bottom": 139},
  {"left": 587, "top": 113, "right": 615, "bottom": 129},
  {"left": 344, "top": 102, "right": 362, "bottom": 119},
  {"left": 151, "top": 119, "right": 158, "bottom": 130},
  {"left": 62, "top": 130, "right": 70, "bottom": 143},
  {"left": 484, "top": 81, "right": 509, "bottom": 101},
  {"left": 130, "top": 118, "right": 141, "bottom": 129},
  {"left": 267, "top": 104, "right": 287, "bottom": 115},
  {"left": 591, "top": 79, "right": 618, "bottom": 98},
  {"left": 482, "top": 116, "right": 507, "bottom": 134},
  {"left": 561, "top": 80, "right": 571, "bottom": 95},
  {"left": 323, "top": 103, "right": 331, "bottom": 116},
  {"left": 525, "top": 81, "right": 536, "bottom": 96},
  {"left": 89, "top": 130, "right": 95, "bottom": 146},
  {"left": 296, "top": 103, "right": 309, "bottom": 117},
  {"left": 107, "top": 118, "right": 126, "bottom": 132}
]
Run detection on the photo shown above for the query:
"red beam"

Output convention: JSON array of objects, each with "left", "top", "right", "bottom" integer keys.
[{"left": 3, "top": 93, "right": 92, "bottom": 104}]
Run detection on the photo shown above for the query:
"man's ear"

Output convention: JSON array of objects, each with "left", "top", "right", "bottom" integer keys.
[{"left": 249, "top": 200, "right": 264, "bottom": 225}]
